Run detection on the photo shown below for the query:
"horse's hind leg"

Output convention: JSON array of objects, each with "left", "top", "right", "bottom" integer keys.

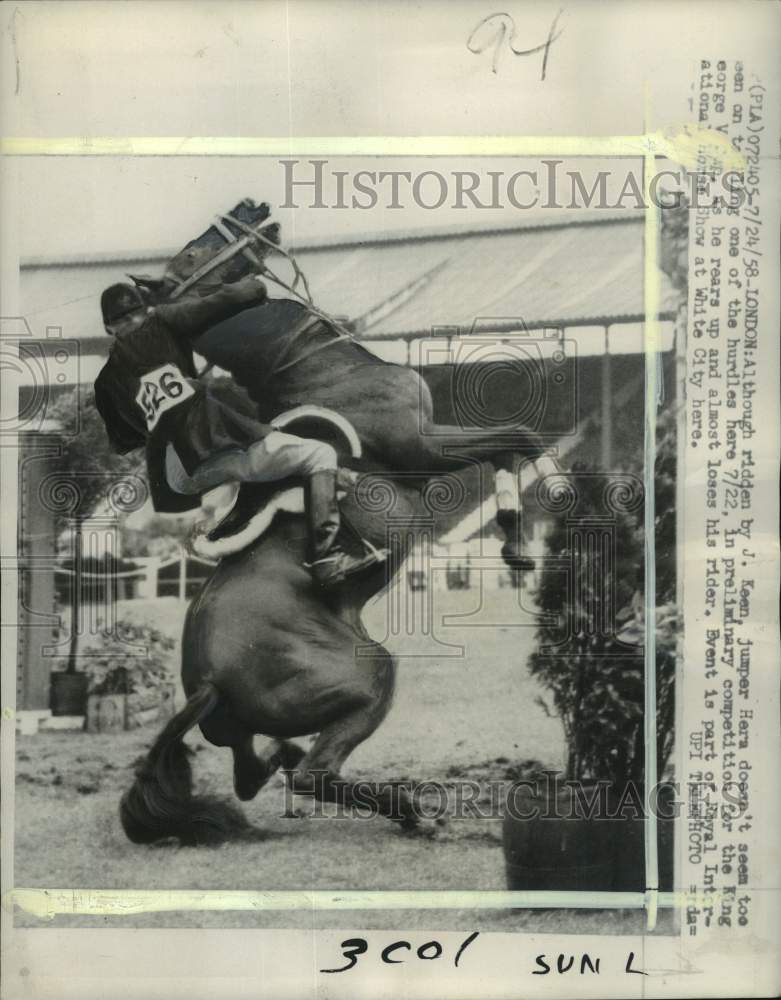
[
  {"left": 379, "top": 419, "right": 555, "bottom": 571},
  {"left": 232, "top": 736, "right": 306, "bottom": 802}
]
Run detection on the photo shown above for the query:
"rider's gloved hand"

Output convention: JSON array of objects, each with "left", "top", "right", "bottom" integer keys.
[
  {"left": 336, "top": 467, "right": 359, "bottom": 491},
  {"left": 230, "top": 274, "right": 268, "bottom": 304}
]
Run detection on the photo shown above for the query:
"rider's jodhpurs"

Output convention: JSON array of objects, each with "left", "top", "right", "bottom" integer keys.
[{"left": 165, "top": 432, "right": 337, "bottom": 495}]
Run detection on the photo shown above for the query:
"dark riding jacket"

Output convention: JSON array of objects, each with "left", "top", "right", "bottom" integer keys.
[{"left": 94, "top": 283, "right": 273, "bottom": 513}]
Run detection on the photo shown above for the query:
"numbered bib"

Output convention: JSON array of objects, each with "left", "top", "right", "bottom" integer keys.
[{"left": 135, "top": 364, "right": 195, "bottom": 432}]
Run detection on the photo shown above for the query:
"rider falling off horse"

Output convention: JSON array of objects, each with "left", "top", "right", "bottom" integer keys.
[{"left": 94, "top": 277, "right": 388, "bottom": 588}]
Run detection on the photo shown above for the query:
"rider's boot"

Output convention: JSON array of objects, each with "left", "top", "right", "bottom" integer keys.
[{"left": 304, "top": 470, "right": 388, "bottom": 588}]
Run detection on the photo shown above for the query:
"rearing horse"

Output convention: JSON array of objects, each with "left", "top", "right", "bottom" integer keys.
[{"left": 120, "top": 201, "right": 557, "bottom": 844}]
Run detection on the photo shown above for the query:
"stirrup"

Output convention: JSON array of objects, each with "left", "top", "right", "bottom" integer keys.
[
  {"left": 303, "top": 539, "right": 389, "bottom": 570},
  {"left": 304, "top": 543, "right": 390, "bottom": 586},
  {"left": 359, "top": 538, "right": 388, "bottom": 562}
]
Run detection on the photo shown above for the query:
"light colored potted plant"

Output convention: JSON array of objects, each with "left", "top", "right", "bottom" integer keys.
[{"left": 84, "top": 622, "right": 177, "bottom": 733}]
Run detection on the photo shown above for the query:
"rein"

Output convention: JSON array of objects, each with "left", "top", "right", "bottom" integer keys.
[
  {"left": 168, "top": 208, "right": 360, "bottom": 382},
  {"left": 217, "top": 213, "right": 359, "bottom": 347}
]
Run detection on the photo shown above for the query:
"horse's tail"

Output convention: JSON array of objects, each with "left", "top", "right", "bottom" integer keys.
[{"left": 119, "top": 683, "right": 250, "bottom": 846}]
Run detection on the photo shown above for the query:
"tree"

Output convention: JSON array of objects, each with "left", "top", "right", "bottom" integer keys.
[
  {"left": 46, "top": 386, "right": 144, "bottom": 672},
  {"left": 123, "top": 514, "right": 195, "bottom": 559}
]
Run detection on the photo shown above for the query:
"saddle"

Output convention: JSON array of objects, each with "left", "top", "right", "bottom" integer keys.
[
  {"left": 188, "top": 405, "right": 361, "bottom": 561},
  {"left": 208, "top": 482, "right": 290, "bottom": 543},
  {"left": 189, "top": 482, "right": 306, "bottom": 560}
]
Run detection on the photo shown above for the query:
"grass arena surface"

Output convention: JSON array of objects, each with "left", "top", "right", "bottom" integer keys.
[{"left": 13, "top": 591, "right": 671, "bottom": 934}]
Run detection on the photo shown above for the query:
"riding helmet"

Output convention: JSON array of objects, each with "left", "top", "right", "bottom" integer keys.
[{"left": 100, "top": 283, "right": 147, "bottom": 327}]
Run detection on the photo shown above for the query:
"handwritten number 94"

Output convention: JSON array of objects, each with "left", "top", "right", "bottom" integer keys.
[{"left": 467, "top": 9, "right": 564, "bottom": 79}]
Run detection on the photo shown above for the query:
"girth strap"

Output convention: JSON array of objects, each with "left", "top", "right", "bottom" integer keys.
[
  {"left": 270, "top": 320, "right": 348, "bottom": 377},
  {"left": 247, "top": 313, "right": 349, "bottom": 396}
]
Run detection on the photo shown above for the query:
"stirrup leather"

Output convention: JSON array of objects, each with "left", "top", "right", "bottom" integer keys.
[{"left": 304, "top": 538, "right": 389, "bottom": 570}]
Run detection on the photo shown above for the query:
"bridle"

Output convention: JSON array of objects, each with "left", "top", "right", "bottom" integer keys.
[
  {"left": 164, "top": 226, "right": 267, "bottom": 300},
  {"left": 164, "top": 212, "right": 359, "bottom": 380},
  {"left": 168, "top": 214, "right": 354, "bottom": 337}
]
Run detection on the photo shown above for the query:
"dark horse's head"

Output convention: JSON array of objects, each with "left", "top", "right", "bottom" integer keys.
[{"left": 130, "top": 199, "right": 281, "bottom": 302}]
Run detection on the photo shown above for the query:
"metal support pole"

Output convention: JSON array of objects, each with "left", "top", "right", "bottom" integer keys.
[
  {"left": 601, "top": 326, "right": 613, "bottom": 468},
  {"left": 642, "top": 135, "right": 661, "bottom": 930},
  {"left": 178, "top": 548, "right": 186, "bottom": 603}
]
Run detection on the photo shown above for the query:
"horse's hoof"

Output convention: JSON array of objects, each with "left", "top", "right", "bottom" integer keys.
[
  {"left": 500, "top": 544, "right": 535, "bottom": 572},
  {"left": 504, "top": 558, "right": 535, "bottom": 572},
  {"left": 496, "top": 508, "right": 522, "bottom": 533},
  {"left": 235, "top": 785, "right": 261, "bottom": 802},
  {"left": 397, "top": 817, "right": 439, "bottom": 839}
]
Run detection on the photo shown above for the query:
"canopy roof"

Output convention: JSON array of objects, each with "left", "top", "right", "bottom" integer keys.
[{"left": 20, "top": 210, "right": 679, "bottom": 347}]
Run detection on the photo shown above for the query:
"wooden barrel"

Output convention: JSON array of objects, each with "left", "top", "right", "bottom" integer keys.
[
  {"left": 502, "top": 781, "right": 617, "bottom": 891},
  {"left": 613, "top": 782, "right": 676, "bottom": 891}
]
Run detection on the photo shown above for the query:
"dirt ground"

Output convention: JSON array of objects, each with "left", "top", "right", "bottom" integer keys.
[{"left": 13, "top": 590, "right": 671, "bottom": 935}]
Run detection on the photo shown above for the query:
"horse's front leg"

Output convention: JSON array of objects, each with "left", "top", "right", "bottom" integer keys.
[
  {"left": 281, "top": 645, "right": 436, "bottom": 836},
  {"left": 284, "top": 717, "right": 436, "bottom": 836}
]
